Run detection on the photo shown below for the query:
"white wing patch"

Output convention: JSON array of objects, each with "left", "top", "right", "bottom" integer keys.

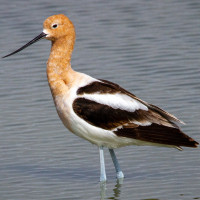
[{"left": 80, "top": 93, "right": 148, "bottom": 112}]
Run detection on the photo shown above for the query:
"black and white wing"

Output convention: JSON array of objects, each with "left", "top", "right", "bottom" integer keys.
[{"left": 72, "top": 79, "right": 198, "bottom": 149}]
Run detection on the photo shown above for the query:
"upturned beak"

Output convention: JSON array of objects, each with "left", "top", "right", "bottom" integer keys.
[{"left": 2, "top": 32, "right": 47, "bottom": 58}]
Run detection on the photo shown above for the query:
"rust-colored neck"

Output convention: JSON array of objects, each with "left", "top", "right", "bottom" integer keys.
[{"left": 47, "top": 35, "right": 76, "bottom": 96}]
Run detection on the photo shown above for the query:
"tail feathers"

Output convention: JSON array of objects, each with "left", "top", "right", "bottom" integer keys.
[
  {"left": 148, "top": 104, "right": 185, "bottom": 125},
  {"left": 115, "top": 123, "right": 199, "bottom": 148}
]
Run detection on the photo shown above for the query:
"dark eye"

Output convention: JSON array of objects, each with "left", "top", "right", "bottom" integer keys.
[{"left": 52, "top": 24, "right": 58, "bottom": 29}]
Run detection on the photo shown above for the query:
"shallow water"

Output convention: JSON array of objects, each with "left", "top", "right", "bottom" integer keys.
[{"left": 0, "top": 0, "right": 200, "bottom": 199}]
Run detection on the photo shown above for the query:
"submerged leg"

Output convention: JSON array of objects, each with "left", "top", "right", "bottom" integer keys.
[
  {"left": 109, "top": 149, "right": 124, "bottom": 179},
  {"left": 99, "top": 146, "right": 107, "bottom": 182}
]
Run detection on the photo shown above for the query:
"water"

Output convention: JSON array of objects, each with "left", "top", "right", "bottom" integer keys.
[{"left": 0, "top": 0, "right": 200, "bottom": 199}]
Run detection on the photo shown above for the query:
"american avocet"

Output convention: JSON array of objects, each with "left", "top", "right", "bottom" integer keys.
[{"left": 3, "top": 14, "right": 198, "bottom": 182}]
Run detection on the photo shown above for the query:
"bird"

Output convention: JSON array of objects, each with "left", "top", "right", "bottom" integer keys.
[{"left": 3, "top": 14, "right": 198, "bottom": 182}]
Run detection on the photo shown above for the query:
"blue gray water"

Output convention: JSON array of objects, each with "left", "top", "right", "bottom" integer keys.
[{"left": 1, "top": 0, "right": 200, "bottom": 199}]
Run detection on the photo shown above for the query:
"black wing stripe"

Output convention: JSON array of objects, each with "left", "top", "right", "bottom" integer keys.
[
  {"left": 77, "top": 79, "right": 137, "bottom": 96},
  {"left": 115, "top": 124, "right": 198, "bottom": 147},
  {"left": 77, "top": 80, "right": 119, "bottom": 95},
  {"left": 73, "top": 97, "right": 151, "bottom": 130}
]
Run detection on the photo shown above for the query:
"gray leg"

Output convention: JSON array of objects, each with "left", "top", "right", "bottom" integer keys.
[
  {"left": 109, "top": 149, "right": 124, "bottom": 179},
  {"left": 99, "top": 146, "right": 107, "bottom": 182}
]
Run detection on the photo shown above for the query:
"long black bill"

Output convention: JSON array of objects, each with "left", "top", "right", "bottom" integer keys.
[{"left": 2, "top": 32, "right": 47, "bottom": 58}]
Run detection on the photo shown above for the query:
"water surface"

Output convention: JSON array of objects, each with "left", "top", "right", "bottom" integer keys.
[{"left": 1, "top": 0, "right": 200, "bottom": 199}]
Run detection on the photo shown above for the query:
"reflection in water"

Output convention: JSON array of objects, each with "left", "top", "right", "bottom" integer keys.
[
  {"left": 100, "top": 182, "right": 106, "bottom": 200},
  {"left": 100, "top": 179, "right": 123, "bottom": 200},
  {"left": 100, "top": 179, "right": 161, "bottom": 200}
]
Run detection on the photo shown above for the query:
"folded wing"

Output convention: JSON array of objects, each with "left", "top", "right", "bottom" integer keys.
[{"left": 73, "top": 79, "right": 198, "bottom": 148}]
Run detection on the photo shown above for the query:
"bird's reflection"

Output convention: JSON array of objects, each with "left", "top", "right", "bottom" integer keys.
[
  {"left": 100, "top": 179, "right": 123, "bottom": 200},
  {"left": 100, "top": 180, "right": 160, "bottom": 200}
]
